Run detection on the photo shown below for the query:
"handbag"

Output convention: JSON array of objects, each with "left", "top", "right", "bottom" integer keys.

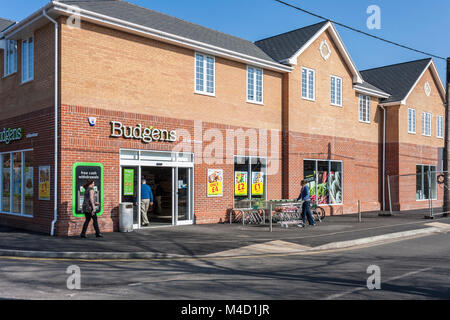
[{"left": 82, "top": 200, "right": 93, "bottom": 214}]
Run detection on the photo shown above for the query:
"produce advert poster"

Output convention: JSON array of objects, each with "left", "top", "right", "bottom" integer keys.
[
  {"left": 207, "top": 169, "right": 223, "bottom": 197},
  {"left": 39, "top": 166, "right": 50, "bottom": 200},
  {"left": 251, "top": 172, "right": 264, "bottom": 196},
  {"left": 234, "top": 171, "right": 248, "bottom": 196}
]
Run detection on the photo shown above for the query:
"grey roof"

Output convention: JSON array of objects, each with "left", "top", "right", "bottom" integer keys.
[
  {"left": 57, "top": 0, "right": 279, "bottom": 64},
  {"left": 255, "top": 21, "right": 328, "bottom": 62},
  {"left": 0, "top": 18, "right": 15, "bottom": 32},
  {"left": 360, "top": 58, "right": 432, "bottom": 103},
  {"left": 355, "top": 81, "right": 390, "bottom": 97}
]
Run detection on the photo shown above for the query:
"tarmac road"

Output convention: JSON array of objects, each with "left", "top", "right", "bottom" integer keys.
[{"left": 0, "top": 231, "right": 449, "bottom": 301}]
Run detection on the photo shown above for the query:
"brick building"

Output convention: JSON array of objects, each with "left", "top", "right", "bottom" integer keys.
[{"left": 0, "top": 0, "right": 446, "bottom": 236}]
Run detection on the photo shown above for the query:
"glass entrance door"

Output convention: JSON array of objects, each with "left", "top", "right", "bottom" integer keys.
[
  {"left": 176, "top": 167, "right": 193, "bottom": 224},
  {"left": 121, "top": 166, "right": 140, "bottom": 227}
]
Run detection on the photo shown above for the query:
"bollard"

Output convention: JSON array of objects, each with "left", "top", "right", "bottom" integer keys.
[{"left": 358, "top": 200, "right": 362, "bottom": 223}]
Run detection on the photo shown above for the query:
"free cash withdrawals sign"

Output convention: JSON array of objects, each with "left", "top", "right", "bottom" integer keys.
[{"left": 72, "top": 163, "right": 103, "bottom": 217}]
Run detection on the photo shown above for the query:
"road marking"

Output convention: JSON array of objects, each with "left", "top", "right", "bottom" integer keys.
[
  {"left": 425, "top": 222, "right": 450, "bottom": 229},
  {"left": 324, "top": 267, "right": 433, "bottom": 300}
]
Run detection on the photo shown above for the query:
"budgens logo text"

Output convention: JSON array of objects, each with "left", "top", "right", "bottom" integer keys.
[
  {"left": 0, "top": 128, "right": 23, "bottom": 145},
  {"left": 110, "top": 121, "right": 177, "bottom": 143}
]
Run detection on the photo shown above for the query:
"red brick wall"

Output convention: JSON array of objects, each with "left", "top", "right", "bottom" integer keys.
[
  {"left": 284, "top": 130, "right": 382, "bottom": 215},
  {"left": 0, "top": 107, "right": 55, "bottom": 234},
  {"left": 57, "top": 104, "right": 282, "bottom": 236}
]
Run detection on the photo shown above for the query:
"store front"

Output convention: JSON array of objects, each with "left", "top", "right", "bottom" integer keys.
[{"left": 119, "top": 149, "right": 194, "bottom": 229}]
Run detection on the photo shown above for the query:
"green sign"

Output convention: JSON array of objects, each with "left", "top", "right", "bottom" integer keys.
[
  {"left": 0, "top": 128, "right": 23, "bottom": 144},
  {"left": 72, "top": 162, "right": 104, "bottom": 218},
  {"left": 123, "top": 169, "right": 135, "bottom": 196}
]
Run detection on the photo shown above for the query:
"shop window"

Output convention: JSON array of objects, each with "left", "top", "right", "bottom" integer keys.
[
  {"left": 234, "top": 156, "right": 267, "bottom": 206},
  {"left": 0, "top": 150, "right": 34, "bottom": 216},
  {"left": 416, "top": 165, "right": 436, "bottom": 200},
  {"left": 303, "top": 160, "right": 343, "bottom": 205},
  {"left": 2, "top": 154, "right": 10, "bottom": 212}
]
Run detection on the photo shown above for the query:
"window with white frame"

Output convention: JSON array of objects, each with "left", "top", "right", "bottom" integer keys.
[
  {"left": 422, "top": 112, "right": 432, "bottom": 136},
  {"left": 4, "top": 40, "right": 17, "bottom": 77},
  {"left": 22, "top": 37, "right": 34, "bottom": 82},
  {"left": 330, "top": 76, "right": 342, "bottom": 106},
  {"left": 408, "top": 108, "right": 416, "bottom": 134},
  {"left": 416, "top": 165, "right": 437, "bottom": 200},
  {"left": 359, "top": 95, "right": 370, "bottom": 123},
  {"left": 247, "top": 66, "right": 263, "bottom": 103},
  {"left": 195, "top": 52, "right": 215, "bottom": 95},
  {"left": 437, "top": 115, "right": 443, "bottom": 138},
  {"left": 301, "top": 67, "right": 315, "bottom": 100},
  {"left": 1, "top": 150, "right": 34, "bottom": 216}
]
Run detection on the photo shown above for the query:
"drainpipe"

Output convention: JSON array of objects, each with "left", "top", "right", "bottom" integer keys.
[
  {"left": 42, "top": 9, "right": 59, "bottom": 236},
  {"left": 380, "top": 105, "right": 386, "bottom": 212}
]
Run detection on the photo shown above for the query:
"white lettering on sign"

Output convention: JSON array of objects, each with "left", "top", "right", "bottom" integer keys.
[{"left": 110, "top": 121, "right": 177, "bottom": 143}]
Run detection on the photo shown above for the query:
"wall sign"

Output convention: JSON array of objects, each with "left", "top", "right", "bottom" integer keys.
[
  {"left": 207, "top": 169, "right": 223, "bottom": 197},
  {"left": 110, "top": 121, "right": 177, "bottom": 143},
  {"left": 234, "top": 171, "right": 248, "bottom": 196},
  {"left": 0, "top": 127, "right": 23, "bottom": 145},
  {"left": 72, "top": 162, "right": 104, "bottom": 217},
  {"left": 39, "top": 166, "right": 51, "bottom": 200}
]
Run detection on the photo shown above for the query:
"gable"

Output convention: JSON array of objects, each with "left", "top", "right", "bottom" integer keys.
[{"left": 406, "top": 65, "right": 445, "bottom": 107}]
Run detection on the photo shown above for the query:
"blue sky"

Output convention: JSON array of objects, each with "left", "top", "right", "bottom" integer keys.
[{"left": 1, "top": 0, "right": 448, "bottom": 82}]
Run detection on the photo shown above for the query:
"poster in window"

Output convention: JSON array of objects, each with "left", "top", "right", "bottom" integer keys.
[
  {"left": 251, "top": 172, "right": 264, "bottom": 196},
  {"left": 207, "top": 169, "right": 223, "bottom": 197},
  {"left": 39, "top": 166, "right": 50, "bottom": 200},
  {"left": 234, "top": 171, "right": 248, "bottom": 196},
  {"left": 123, "top": 169, "right": 135, "bottom": 196}
]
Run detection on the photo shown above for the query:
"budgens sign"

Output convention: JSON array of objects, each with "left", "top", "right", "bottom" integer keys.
[
  {"left": 110, "top": 121, "right": 177, "bottom": 143},
  {"left": 0, "top": 128, "right": 23, "bottom": 145}
]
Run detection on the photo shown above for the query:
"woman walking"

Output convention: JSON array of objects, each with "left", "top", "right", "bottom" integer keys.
[{"left": 80, "top": 179, "right": 103, "bottom": 238}]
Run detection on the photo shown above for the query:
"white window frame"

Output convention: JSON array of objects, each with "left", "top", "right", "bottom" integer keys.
[
  {"left": 408, "top": 108, "right": 416, "bottom": 134},
  {"left": 330, "top": 75, "right": 342, "bottom": 107},
  {"left": 301, "top": 67, "right": 315, "bottom": 101},
  {"left": 21, "top": 36, "right": 34, "bottom": 83},
  {"left": 437, "top": 115, "right": 444, "bottom": 139},
  {"left": 359, "top": 95, "right": 371, "bottom": 123},
  {"left": 194, "top": 52, "right": 215, "bottom": 96},
  {"left": 4, "top": 40, "right": 17, "bottom": 77},
  {"left": 422, "top": 112, "right": 432, "bottom": 137},
  {"left": 416, "top": 164, "right": 437, "bottom": 201},
  {"left": 247, "top": 66, "right": 264, "bottom": 105}
]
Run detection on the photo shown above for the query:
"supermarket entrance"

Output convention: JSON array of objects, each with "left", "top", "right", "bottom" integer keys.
[{"left": 120, "top": 150, "right": 194, "bottom": 229}]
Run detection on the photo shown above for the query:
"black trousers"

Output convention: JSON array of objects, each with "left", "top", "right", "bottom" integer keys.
[{"left": 81, "top": 212, "right": 101, "bottom": 236}]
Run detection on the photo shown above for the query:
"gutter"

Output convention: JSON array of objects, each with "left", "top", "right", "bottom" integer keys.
[{"left": 42, "top": 9, "right": 59, "bottom": 236}]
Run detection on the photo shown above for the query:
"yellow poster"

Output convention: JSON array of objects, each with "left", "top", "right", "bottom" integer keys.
[
  {"left": 207, "top": 169, "right": 223, "bottom": 197},
  {"left": 234, "top": 171, "right": 248, "bottom": 196},
  {"left": 252, "top": 172, "right": 264, "bottom": 195},
  {"left": 39, "top": 166, "right": 50, "bottom": 200}
]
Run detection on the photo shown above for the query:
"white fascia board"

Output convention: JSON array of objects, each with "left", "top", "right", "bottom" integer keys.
[
  {"left": 52, "top": 2, "right": 292, "bottom": 73},
  {"left": 2, "top": 2, "right": 53, "bottom": 39},
  {"left": 402, "top": 60, "right": 446, "bottom": 104},
  {"left": 380, "top": 101, "right": 404, "bottom": 107},
  {"left": 284, "top": 21, "right": 363, "bottom": 84}
]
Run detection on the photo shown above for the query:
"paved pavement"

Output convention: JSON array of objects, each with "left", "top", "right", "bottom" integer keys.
[{"left": 0, "top": 211, "right": 449, "bottom": 259}]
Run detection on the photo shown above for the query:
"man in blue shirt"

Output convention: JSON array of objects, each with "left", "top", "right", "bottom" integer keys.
[
  {"left": 140, "top": 178, "right": 154, "bottom": 227},
  {"left": 297, "top": 179, "right": 315, "bottom": 227}
]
